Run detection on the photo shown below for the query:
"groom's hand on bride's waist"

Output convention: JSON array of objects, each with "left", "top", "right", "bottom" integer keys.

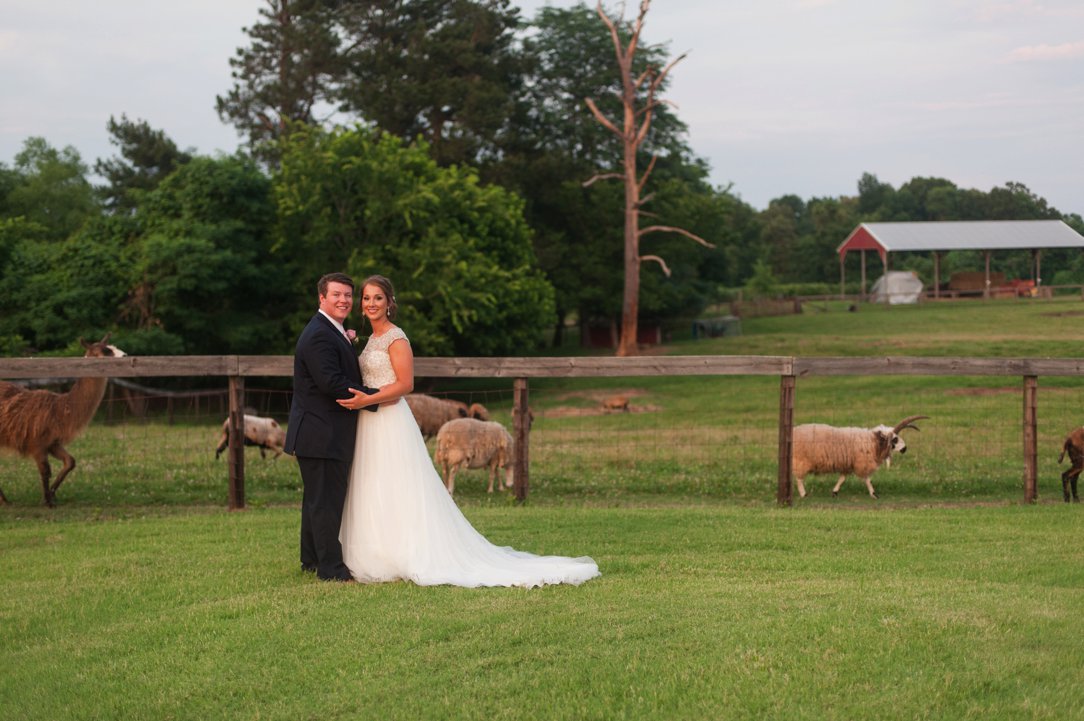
[{"left": 339, "top": 386, "right": 380, "bottom": 412}]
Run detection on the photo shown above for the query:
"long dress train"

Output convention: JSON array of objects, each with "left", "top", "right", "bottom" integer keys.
[{"left": 339, "top": 327, "right": 600, "bottom": 588}]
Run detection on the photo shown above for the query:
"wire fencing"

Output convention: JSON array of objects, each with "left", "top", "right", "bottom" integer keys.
[{"left": 2, "top": 355, "right": 1082, "bottom": 507}]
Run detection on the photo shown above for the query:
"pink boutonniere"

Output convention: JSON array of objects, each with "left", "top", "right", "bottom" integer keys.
[{"left": 346, "top": 329, "right": 358, "bottom": 344}]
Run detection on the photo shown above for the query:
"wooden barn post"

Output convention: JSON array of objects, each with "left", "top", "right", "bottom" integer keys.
[
  {"left": 512, "top": 377, "right": 531, "bottom": 503},
  {"left": 227, "top": 373, "right": 246, "bottom": 510},
  {"left": 984, "top": 251, "right": 992, "bottom": 299},
  {"left": 777, "top": 374, "right": 796, "bottom": 506},
  {"left": 860, "top": 249, "right": 867, "bottom": 300},
  {"left": 1023, "top": 375, "right": 1038, "bottom": 503},
  {"left": 933, "top": 252, "right": 941, "bottom": 300}
]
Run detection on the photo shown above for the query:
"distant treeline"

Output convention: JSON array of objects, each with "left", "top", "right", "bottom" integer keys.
[{"left": 1, "top": 1, "right": 1081, "bottom": 357}]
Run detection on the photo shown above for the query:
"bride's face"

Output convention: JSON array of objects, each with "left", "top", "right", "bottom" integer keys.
[{"left": 361, "top": 283, "right": 389, "bottom": 323}]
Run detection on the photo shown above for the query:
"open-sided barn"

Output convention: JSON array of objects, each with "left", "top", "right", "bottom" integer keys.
[{"left": 837, "top": 220, "right": 1084, "bottom": 299}]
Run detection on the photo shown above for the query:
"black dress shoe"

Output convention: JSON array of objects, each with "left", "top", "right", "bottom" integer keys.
[
  {"left": 301, "top": 564, "right": 317, "bottom": 573},
  {"left": 319, "top": 574, "right": 355, "bottom": 583}
]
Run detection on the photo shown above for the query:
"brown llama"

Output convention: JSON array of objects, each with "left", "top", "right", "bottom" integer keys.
[{"left": 0, "top": 335, "right": 126, "bottom": 506}]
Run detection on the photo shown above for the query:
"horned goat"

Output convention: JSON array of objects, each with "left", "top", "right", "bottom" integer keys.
[
  {"left": 214, "top": 414, "right": 286, "bottom": 460},
  {"left": 792, "top": 415, "right": 928, "bottom": 499},
  {"left": 0, "top": 335, "right": 125, "bottom": 506},
  {"left": 405, "top": 393, "right": 469, "bottom": 439},
  {"left": 1057, "top": 426, "right": 1083, "bottom": 503},
  {"left": 433, "top": 418, "right": 514, "bottom": 494}
]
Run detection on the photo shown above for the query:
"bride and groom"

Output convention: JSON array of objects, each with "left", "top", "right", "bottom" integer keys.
[{"left": 284, "top": 272, "right": 599, "bottom": 587}]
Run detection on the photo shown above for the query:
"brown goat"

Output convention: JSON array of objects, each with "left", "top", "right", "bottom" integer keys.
[
  {"left": 1057, "top": 427, "right": 1083, "bottom": 503},
  {"left": 0, "top": 335, "right": 125, "bottom": 506}
]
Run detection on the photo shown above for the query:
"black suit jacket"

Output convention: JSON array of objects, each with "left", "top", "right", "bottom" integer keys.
[{"left": 285, "top": 313, "right": 366, "bottom": 461}]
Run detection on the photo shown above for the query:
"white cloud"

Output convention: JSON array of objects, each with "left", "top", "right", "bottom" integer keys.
[{"left": 1006, "top": 40, "right": 1084, "bottom": 61}]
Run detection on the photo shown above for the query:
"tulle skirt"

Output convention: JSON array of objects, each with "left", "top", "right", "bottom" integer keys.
[{"left": 339, "top": 398, "right": 600, "bottom": 588}]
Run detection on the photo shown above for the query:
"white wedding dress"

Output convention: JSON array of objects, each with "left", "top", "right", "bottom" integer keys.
[{"left": 339, "top": 327, "right": 600, "bottom": 588}]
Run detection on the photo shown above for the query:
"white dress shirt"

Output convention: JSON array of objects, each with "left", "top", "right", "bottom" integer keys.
[{"left": 318, "top": 309, "right": 350, "bottom": 341}]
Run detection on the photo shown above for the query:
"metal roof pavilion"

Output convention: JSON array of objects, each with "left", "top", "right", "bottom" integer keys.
[
  {"left": 838, "top": 220, "right": 1084, "bottom": 258},
  {"left": 836, "top": 220, "right": 1084, "bottom": 299}
]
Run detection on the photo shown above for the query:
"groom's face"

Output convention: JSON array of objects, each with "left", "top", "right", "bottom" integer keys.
[{"left": 319, "top": 282, "right": 354, "bottom": 324}]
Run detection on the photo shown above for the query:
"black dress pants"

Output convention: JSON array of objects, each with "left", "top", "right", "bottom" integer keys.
[{"left": 298, "top": 456, "right": 352, "bottom": 581}]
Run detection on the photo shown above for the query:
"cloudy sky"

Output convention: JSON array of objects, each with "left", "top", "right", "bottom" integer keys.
[{"left": 2, "top": 0, "right": 1081, "bottom": 213}]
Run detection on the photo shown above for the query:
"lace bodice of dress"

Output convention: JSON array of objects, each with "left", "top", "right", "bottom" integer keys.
[{"left": 359, "top": 326, "right": 409, "bottom": 387}]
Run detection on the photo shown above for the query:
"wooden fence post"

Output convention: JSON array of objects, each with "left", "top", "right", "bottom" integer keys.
[
  {"left": 777, "top": 374, "right": 796, "bottom": 506},
  {"left": 1023, "top": 375, "right": 1038, "bottom": 504},
  {"left": 512, "top": 377, "right": 530, "bottom": 503},
  {"left": 227, "top": 375, "right": 246, "bottom": 510}
]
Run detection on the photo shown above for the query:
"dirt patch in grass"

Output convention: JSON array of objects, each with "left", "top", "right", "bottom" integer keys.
[
  {"left": 945, "top": 387, "right": 1019, "bottom": 396},
  {"left": 551, "top": 387, "right": 651, "bottom": 402},
  {"left": 545, "top": 403, "right": 664, "bottom": 418}
]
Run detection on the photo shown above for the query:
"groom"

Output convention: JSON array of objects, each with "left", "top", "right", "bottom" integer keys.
[{"left": 285, "top": 272, "right": 377, "bottom": 582}]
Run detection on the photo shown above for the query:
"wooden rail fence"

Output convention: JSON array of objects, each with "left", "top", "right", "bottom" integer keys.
[{"left": 6, "top": 354, "right": 1083, "bottom": 507}]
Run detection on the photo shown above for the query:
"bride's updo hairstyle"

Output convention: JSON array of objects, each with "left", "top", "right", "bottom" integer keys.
[{"left": 361, "top": 274, "right": 398, "bottom": 320}]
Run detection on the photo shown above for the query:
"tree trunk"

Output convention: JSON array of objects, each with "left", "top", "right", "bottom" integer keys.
[
  {"left": 586, "top": 0, "right": 708, "bottom": 356},
  {"left": 618, "top": 88, "right": 641, "bottom": 357}
]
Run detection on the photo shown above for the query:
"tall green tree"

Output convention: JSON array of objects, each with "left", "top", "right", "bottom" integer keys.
[
  {"left": 759, "top": 195, "right": 807, "bottom": 281},
  {"left": 335, "top": 0, "right": 523, "bottom": 167},
  {"left": 7, "top": 216, "right": 136, "bottom": 350},
  {"left": 4, "top": 137, "right": 97, "bottom": 241},
  {"left": 216, "top": 0, "right": 343, "bottom": 163},
  {"left": 274, "top": 124, "right": 555, "bottom": 355},
  {"left": 123, "top": 155, "right": 293, "bottom": 354},
  {"left": 94, "top": 115, "right": 192, "bottom": 213}
]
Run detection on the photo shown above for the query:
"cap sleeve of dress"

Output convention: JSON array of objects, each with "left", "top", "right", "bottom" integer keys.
[{"left": 379, "top": 326, "right": 409, "bottom": 351}]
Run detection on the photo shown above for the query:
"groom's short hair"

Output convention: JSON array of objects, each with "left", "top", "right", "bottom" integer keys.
[{"left": 317, "top": 273, "right": 355, "bottom": 297}]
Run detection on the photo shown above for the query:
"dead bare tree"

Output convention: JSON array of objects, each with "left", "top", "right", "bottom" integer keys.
[{"left": 585, "top": 0, "right": 714, "bottom": 356}]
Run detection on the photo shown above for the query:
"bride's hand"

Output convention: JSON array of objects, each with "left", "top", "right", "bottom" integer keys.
[{"left": 337, "top": 388, "right": 372, "bottom": 410}]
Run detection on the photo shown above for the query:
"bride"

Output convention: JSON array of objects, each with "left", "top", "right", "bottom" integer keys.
[{"left": 335, "top": 275, "right": 599, "bottom": 588}]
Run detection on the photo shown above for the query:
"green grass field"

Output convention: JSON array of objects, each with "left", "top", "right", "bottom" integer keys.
[{"left": 3, "top": 297, "right": 1084, "bottom": 719}]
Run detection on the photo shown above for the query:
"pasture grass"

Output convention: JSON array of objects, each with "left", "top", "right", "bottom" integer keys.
[
  {"left": 675, "top": 295, "right": 1084, "bottom": 358},
  {"left": 2, "top": 505, "right": 1083, "bottom": 720},
  {"left": 4, "top": 297, "right": 1084, "bottom": 719}
]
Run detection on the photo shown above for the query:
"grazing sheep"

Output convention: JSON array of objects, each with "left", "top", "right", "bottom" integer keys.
[
  {"left": 446, "top": 399, "right": 470, "bottom": 417},
  {"left": 437, "top": 399, "right": 488, "bottom": 420},
  {"left": 792, "top": 415, "right": 928, "bottom": 499},
  {"left": 0, "top": 335, "right": 126, "bottom": 506},
  {"left": 434, "top": 418, "right": 515, "bottom": 494},
  {"left": 214, "top": 414, "right": 286, "bottom": 460},
  {"left": 468, "top": 402, "right": 490, "bottom": 421},
  {"left": 405, "top": 393, "right": 469, "bottom": 439},
  {"left": 1057, "top": 427, "right": 1083, "bottom": 503}
]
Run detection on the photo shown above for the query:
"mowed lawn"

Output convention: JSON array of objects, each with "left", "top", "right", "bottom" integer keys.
[
  {"left": 3, "top": 296, "right": 1084, "bottom": 719},
  {"left": 3, "top": 505, "right": 1084, "bottom": 721}
]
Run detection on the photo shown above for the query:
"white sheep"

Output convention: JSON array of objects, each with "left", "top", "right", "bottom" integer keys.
[
  {"left": 791, "top": 415, "right": 927, "bottom": 499},
  {"left": 433, "top": 418, "right": 515, "bottom": 494},
  {"left": 214, "top": 414, "right": 286, "bottom": 460},
  {"left": 405, "top": 393, "right": 469, "bottom": 439}
]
